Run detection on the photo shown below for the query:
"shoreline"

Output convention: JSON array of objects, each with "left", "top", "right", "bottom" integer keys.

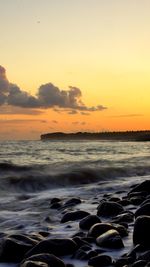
[{"left": 1, "top": 179, "right": 150, "bottom": 267}]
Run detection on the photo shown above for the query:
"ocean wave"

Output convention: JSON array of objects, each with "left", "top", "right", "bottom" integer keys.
[{"left": 0, "top": 162, "right": 150, "bottom": 192}]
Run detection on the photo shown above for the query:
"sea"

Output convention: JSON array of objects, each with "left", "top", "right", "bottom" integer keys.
[{"left": 0, "top": 139, "right": 150, "bottom": 266}]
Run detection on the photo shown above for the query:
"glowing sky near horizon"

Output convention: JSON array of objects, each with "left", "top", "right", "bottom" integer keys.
[{"left": 0, "top": 0, "right": 150, "bottom": 140}]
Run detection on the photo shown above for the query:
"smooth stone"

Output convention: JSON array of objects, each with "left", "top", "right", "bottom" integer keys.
[
  {"left": 50, "top": 202, "right": 62, "bottom": 209},
  {"left": 132, "top": 260, "right": 147, "bottom": 267},
  {"left": 79, "top": 215, "right": 101, "bottom": 230},
  {"left": 89, "top": 222, "right": 127, "bottom": 238},
  {"left": 112, "top": 212, "right": 134, "bottom": 223},
  {"left": 25, "top": 238, "right": 77, "bottom": 257},
  {"left": 64, "top": 198, "right": 81, "bottom": 206},
  {"left": 88, "top": 254, "right": 112, "bottom": 267},
  {"left": 114, "top": 257, "right": 134, "bottom": 267},
  {"left": 72, "top": 237, "right": 91, "bottom": 248},
  {"left": 135, "top": 203, "right": 150, "bottom": 218},
  {"left": 133, "top": 216, "right": 150, "bottom": 247},
  {"left": 61, "top": 210, "right": 90, "bottom": 223},
  {"left": 72, "top": 249, "right": 88, "bottom": 260},
  {"left": 130, "top": 196, "right": 145, "bottom": 205},
  {"left": 137, "top": 250, "right": 150, "bottom": 261},
  {"left": 88, "top": 223, "right": 114, "bottom": 238},
  {"left": 21, "top": 261, "right": 48, "bottom": 267},
  {"left": 22, "top": 254, "right": 65, "bottom": 267},
  {"left": 50, "top": 197, "right": 61, "bottom": 204},
  {"left": 97, "top": 201, "right": 124, "bottom": 217},
  {"left": 129, "top": 180, "right": 150, "bottom": 194},
  {"left": 0, "top": 235, "right": 34, "bottom": 262},
  {"left": 118, "top": 199, "right": 131, "bottom": 206},
  {"left": 96, "top": 229, "right": 124, "bottom": 249}
]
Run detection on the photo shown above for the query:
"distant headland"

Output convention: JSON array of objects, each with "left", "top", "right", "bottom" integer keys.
[{"left": 41, "top": 130, "right": 150, "bottom": 141}]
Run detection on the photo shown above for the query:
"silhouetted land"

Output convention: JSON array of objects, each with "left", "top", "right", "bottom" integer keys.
[{"left": 41, "top": 130, "right": 150, "bottom": 141}]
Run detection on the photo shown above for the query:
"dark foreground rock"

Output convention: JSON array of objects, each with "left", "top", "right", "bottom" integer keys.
[
  {"left": 96, "top": 229, "right": 124, "bottom": 249},
  {"left": 97, "top": 201, "right": 124, "bottom": 217},
  {"left": 88, "top": 254, "right": 113, "bottom": 267},
  {"left": 61, "top": 210, "right": 90, "bottom": 223},
  {"left": 133, "top": 215, "right": 150, "bottom": 247},
  {"left": 21, "top": 253, "right": 65, "bottom": 267},
  {"left": 79, "top": 215, "right": 101, "bottom": 230},
  {"left": 26, "top": 238, "right": 77, "bottom": 257}
]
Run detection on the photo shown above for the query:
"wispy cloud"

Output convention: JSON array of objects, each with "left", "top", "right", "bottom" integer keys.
[
  {"left": 0, "top": 66, "right": 107, "bottom": 114},
  {"left": 110, "top": 114, "right": 143, "bottom": 118}
]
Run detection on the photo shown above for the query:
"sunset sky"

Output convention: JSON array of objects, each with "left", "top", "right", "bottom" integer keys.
[{"left": 0, "top": 0, "right": 150, "bottom": 140}]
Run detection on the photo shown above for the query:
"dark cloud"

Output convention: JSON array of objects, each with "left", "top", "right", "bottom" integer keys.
[
  {"left": 0, "top": 66, "right": 107, "bottom": 113},
  {"left": 52, "top": 120, "right": 58, "bottom": 123}
]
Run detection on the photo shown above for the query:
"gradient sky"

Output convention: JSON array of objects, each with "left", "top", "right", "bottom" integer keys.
[{"left": 0, "top": 0, "right": 150, "bottom": 140}]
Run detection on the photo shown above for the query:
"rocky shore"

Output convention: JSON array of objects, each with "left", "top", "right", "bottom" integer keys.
[{"left": 1, "top": 180, "right": 150, "bottom": 267}]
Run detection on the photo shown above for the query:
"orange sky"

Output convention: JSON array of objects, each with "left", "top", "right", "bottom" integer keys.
[{"left": 0, "top": 0, "right": 150, "bottom": 140}]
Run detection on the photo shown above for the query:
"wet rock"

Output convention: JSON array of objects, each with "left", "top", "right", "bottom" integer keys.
[
  {"left": 50, "top": 202, "right": 62, "bottom": 209},
  {"left": 132, "top": 260, "right": 147, "bottom": 267},
  {"left": 96, "top": 229, "right": 124, "bottom": 249},
  {"left": 0, "top": 235, "right": 36, "bottom": 262},
  {"left": 137, "top": 250, "right": 150, "bottom": 261},
  {"left": 114, "top": 257, "right": 134, "bottom": 267},
  {"left": 61, "top": 210, "right": 90, "bottom": 223},
  {"left": 72, "top": 237, "right": 91, "bottom": 248},
  {"left": 72, "top": 248, "right": 88, "bottom": 260},
  {"left": 133, "top": 216, "right": 150, "bottom": 247},
  {"left": 130, "top": 196, "right": 145, "bottom": 205},
  {"left": 64, "top": 197, "right": 81, "bottom": 206},
  {"left": 25, "top": 238, "right": 77, "bottom": 257},
  {"left": 88, "top": 222, "right": 127, "bottom": 239},
  {"left": 21, "top": 260, "right": 48, "bottom": 267},
  {"left": 118, "top": 199, "right": 131, "bottom": 206},
  {"left": 22, "top": 254, "right": 65, "bottom": 267},
  {"left": 88, "top": 223, "right": 114, "bottom": 238},
  {"left": 79, "top": 215, "right": 101, "bottom": 230},
  {"left": 129, "top": 180, "right": 150, "bottom": 195},
  {"left": 88, "top": 254, "right": 112, "bottom": 267},
  {"left": 50, "top": 197, "right": 61, "bottom": 204},
  {"left": 112, "top": 212, "right": 134, "bottom": 223},
  {"left": 97, "top": 201, "right": 124, "bottom": 217},
  {"left": 135, "top": 203, "right": 150, "bottom": 218}
]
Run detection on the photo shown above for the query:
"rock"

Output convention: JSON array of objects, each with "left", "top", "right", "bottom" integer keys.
[
  {"left": 0, "top": 235, "right": 35, "bottom": 262},
  {"left": 25, "top": 238, "right": 77, "bottom": 257},
  {"left": 118, "top": 199, "right": 131, "bottom": 206},
  {"left": 132, "top": 260, "right": 147, "bottom": 267},
  {"left": 137, "top": 250, "right": 150, "bottom": 261},
  {"left": 88, "top": 254, "right": 112, "bottom": 267},
  {"left": 114, "top": 257, "right": 132, "bottom": 267},
  {"left": 79, "top": 215, "right": 101, "bottom": 230},
  {"left": 72, "top": 237, "right": 90, "bottom": 248},
  {"left": 21, "top": 254, "right": 65, "bottom": 267},
  {"left": 133, "top": 216, "right": 150, "bottom": 247},
  {"left": 61, "top": 210, "right": 90, "bottom": 223},
  {"left": 88, "top": 222, "right": 127, "bottom": 238},
  {"left": 96, "top": 229, "right": 124, "bottom": 249},
  {"left": 112, "top": 212, "right": 134, "bottom": 223},
  {"left": 135, "top": 203, "right": 150, "bottom": 218},
  {"left": 50, "top": 202, "right": 62, "bottom": 209},
  {"left": 21, "top": 261, "right": 48, "bottom": 267},
  {"left": 50, "top": 197, "right": 61, "bottom": 204},
  {"left": 129, "top": 180, "right": 150, "bottom": 194},
  {"left": 64, "top": 198, "right": 81, "bottom": 206},
  {"left": 97, "top": 201, "right": 124, "bottom": 217},
  {"left": 130, "top": 196, "right": 145, "bottom": 205},
  {"left": 72, "top": 249, "right": 88, "bottom": 260}
]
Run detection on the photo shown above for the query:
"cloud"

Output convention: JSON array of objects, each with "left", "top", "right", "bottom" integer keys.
[
  {"left": 0, "top": 105, "right": 43, "bottom": 115},
  {"left": 0, "top": 119, "right": 48, "bottom": 124},
  {"left": 0, "top": 66, "right": 107, "bottom": 113},
  {"left": 110, "top": 114, "right": 143, "bottom": 118}
]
